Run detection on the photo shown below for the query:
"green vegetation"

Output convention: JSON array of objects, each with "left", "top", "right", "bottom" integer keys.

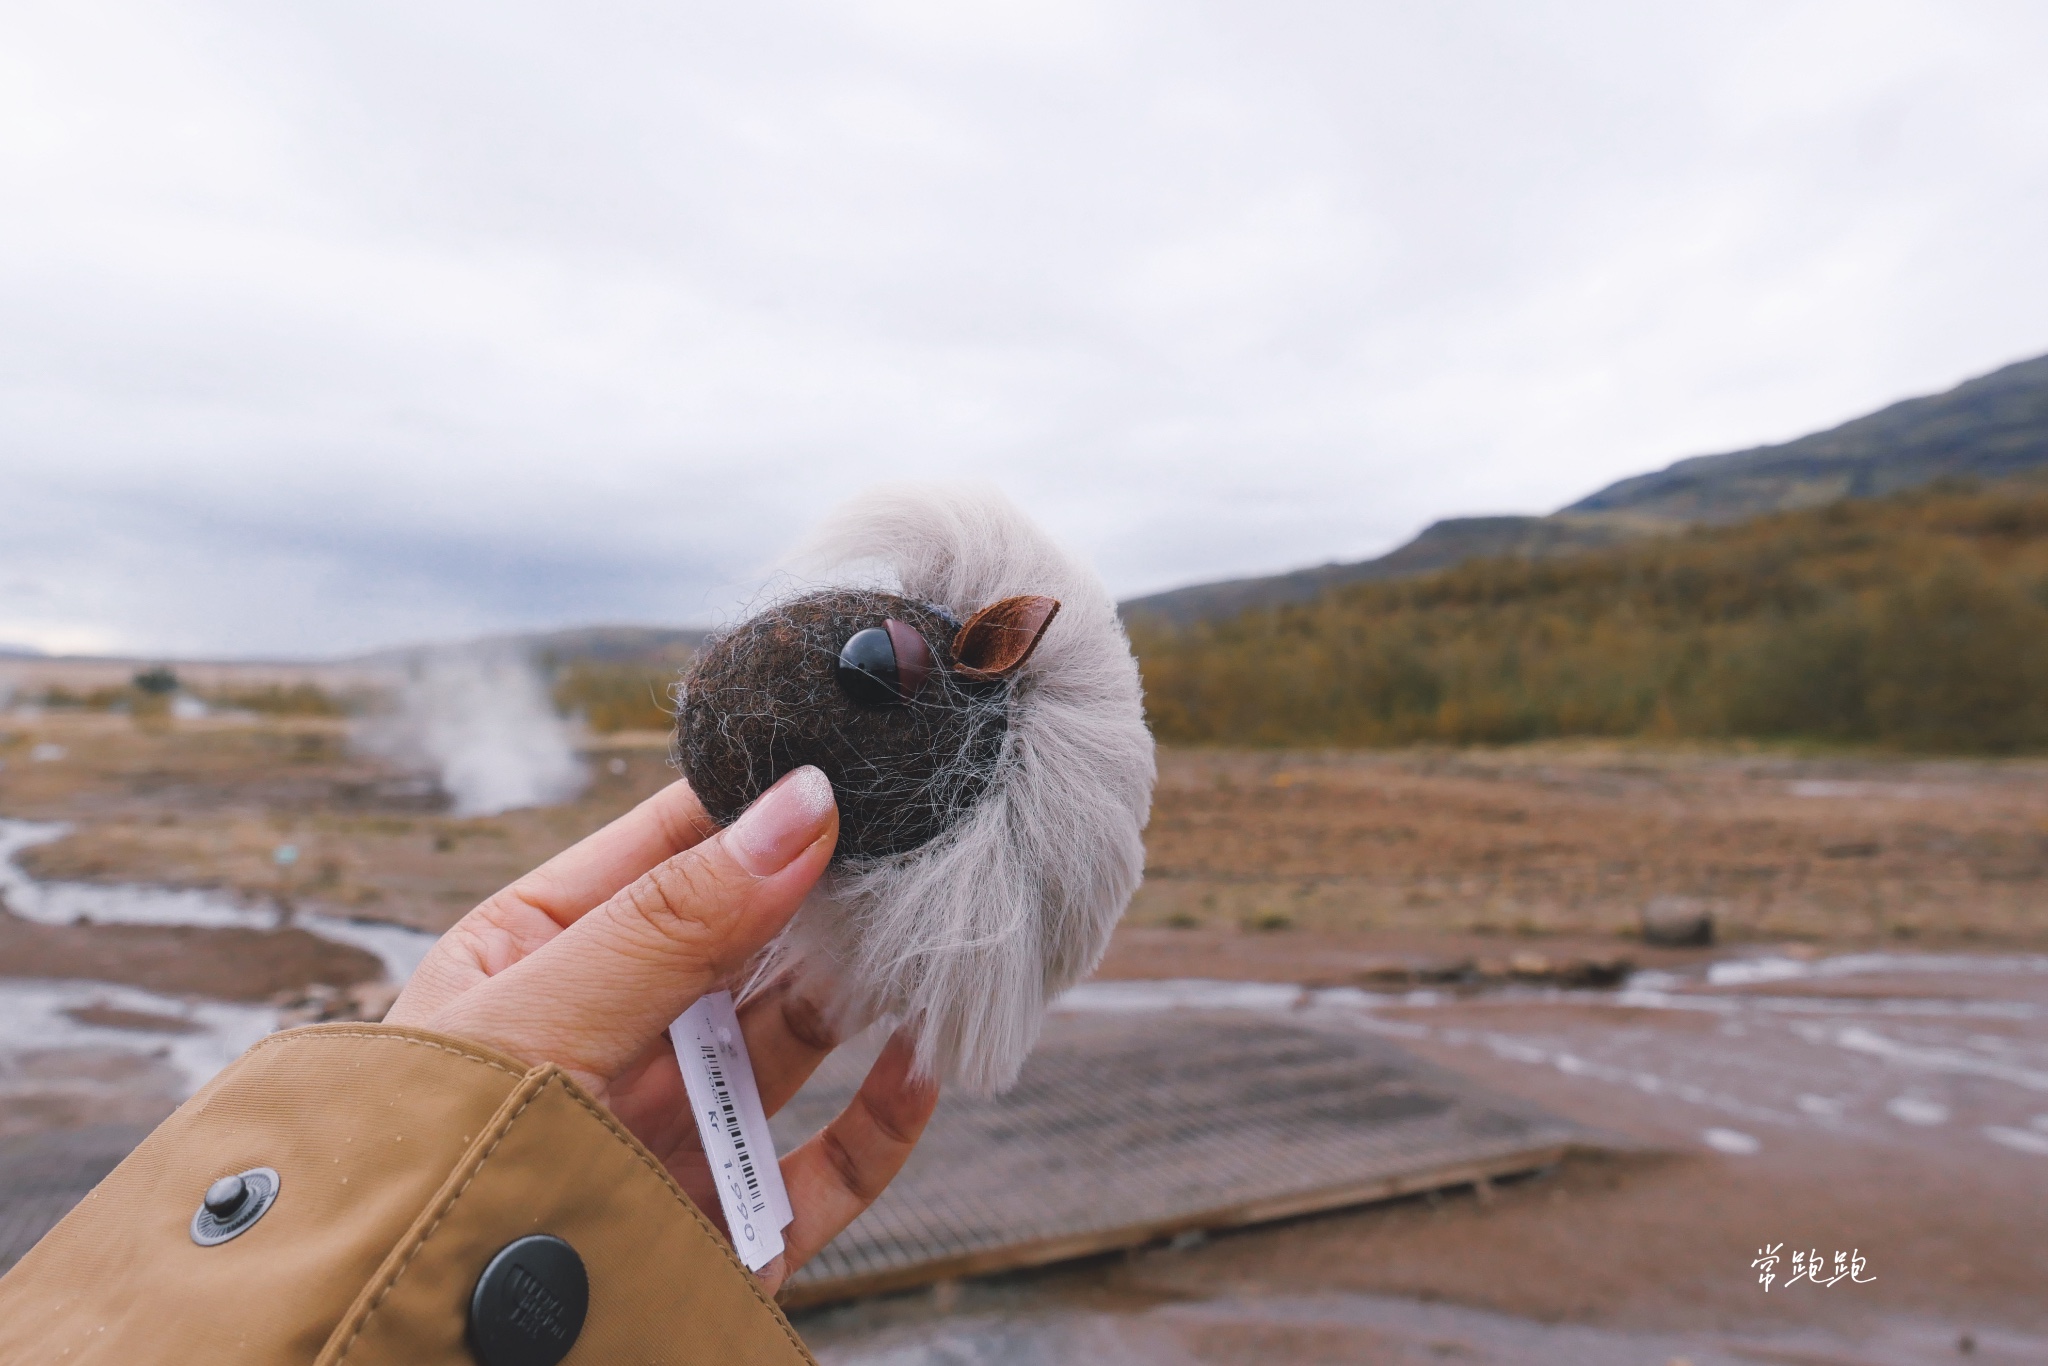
[
  {"left": 31, "top": 679, "right": 349, "bottom": 716},
  {"left": 30, "top": 684, "right": 134, "bottom": 710},
  {"left": 551, "top": 661, "right": 678, "bottom": 733},
  {"left": 202, "top": 682, "right": 349, "bottom": 717},
  {"left": 1133, "top": 480, "right": 2048, "bottom": 753}
]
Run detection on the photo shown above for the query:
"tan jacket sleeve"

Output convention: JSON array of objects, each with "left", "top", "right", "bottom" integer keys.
[{"left": 0, "top": 1023, "right": 817, "bottom": 1365}]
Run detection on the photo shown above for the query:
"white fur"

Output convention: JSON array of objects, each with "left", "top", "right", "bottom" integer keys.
[{"left": 749, "top": 486, "right": 1155, "bottom": 1093}]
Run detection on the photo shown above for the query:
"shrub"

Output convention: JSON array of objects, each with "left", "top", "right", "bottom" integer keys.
[{"left": 1133, "top": 481, "right": 2048, "bottom": 754}]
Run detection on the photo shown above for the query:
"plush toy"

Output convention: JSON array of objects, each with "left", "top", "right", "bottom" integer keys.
[{"left": 674, "top": 487, "right": 1155, "bottom": 1092}]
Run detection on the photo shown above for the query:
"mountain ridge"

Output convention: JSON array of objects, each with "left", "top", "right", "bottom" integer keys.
[{"left": 1123, "top": 351, "right": 2048, "bottom": 626}]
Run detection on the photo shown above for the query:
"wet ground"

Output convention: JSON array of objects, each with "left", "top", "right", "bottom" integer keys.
[
  {"left": 793, "top": 958, "right": 2048, "bottom": 1364},
  {"left": 0, "top": 817, "right": 435, "bottom": 1139},
  {"left": 1, "top": 722, "right": 2044, "bottom": 1360},
  {"left": 797, "top": 1283, "right": 2048, "bottom": 1365},
  {"left": 10, "top": 714, "right": 2048, "bottom": 949},
  {"left": 10, "top": 806, "right": 2036, "bottom": 1362}
]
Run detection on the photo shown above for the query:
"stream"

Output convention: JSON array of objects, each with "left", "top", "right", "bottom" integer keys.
[{"left": 0, "top": 817, "right": 440, "bottom": 1098}]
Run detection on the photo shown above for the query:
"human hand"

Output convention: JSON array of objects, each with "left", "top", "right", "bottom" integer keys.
[{"left": 383, "top": 767, "right": 936, "bottom": 1294}]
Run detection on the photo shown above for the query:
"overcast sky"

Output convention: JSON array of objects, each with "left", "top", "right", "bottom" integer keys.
[{"left": 5, "top": 1, "right": 2047, "bottom": 658}]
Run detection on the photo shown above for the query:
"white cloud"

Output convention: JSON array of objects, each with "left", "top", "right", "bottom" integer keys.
[{"left": 2, "top": 0, "right": 2046, "bottom": 655}]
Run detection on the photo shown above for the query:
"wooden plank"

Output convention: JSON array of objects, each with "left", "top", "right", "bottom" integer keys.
[
  {"left": 0, "top": 1015, "right": 1594, "bottom": 1304},
  {"left": 771, "top": 1011, "right": 1590, "bottom": 1308},
  {"left": 778, "top": 1140, "right": 1576, "bottom": 1309},
  {"left": 0, "top": 1124, "right": 151, "bottom": 1273}
]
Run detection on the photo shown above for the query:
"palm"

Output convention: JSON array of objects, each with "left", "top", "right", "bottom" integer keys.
[{"left": 384, "top": 775, "right": 936, "bottom": 1295}]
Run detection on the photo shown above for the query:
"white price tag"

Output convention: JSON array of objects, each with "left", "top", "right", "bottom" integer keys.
[{"left": 669, "top": 991, "right": 792, "bottom": 1271}]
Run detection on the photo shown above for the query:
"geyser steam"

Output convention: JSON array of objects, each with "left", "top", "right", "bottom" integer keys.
[{"left": 366, "top": 647, "right": 586, "bottom": 817}]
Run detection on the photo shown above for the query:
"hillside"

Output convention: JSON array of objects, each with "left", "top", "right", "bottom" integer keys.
[
  {"left": 0, "top": 625, "right": 706, "bottom": 733},
  {"left": 1124, "top": 351, "right": 2048, "bottom": 625},
  {"left": 352, "top": 624, "right": 706, "bottom": 668},
  {"left": 1131, "top": 479, "right": 2048, "bottom": 753},
  {"left": 1120, "top": 515, "right": 1635, "bottom": 625}
]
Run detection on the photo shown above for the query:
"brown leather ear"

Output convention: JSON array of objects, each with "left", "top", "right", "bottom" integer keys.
[{"left": 951, "top": 595, "right": 1061, "bottom": 682}]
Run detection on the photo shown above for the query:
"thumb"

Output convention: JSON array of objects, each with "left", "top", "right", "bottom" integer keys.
[{"left": 428, "top": 767, "right": 837, "bottom": 1090}]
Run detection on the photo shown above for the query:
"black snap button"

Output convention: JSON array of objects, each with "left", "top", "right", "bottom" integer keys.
[
  {"left": 203, "top": 1175, "right": 248, "bottom": 1218},
  {"left": 468, "top": 1234, "right": 588, "bottom": 1366},
  {"left": 190, "top": 1166, "right": 280, "bottom": 1246}
]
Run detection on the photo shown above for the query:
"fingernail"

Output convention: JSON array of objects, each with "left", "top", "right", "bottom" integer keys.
[{"left": 728, "top": 767, "right": 836, "bottom": 875}]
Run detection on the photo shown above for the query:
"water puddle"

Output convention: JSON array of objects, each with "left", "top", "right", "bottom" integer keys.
[
  {"left": 0, "top": 820, "right": 280, "bottom": 933},
  {"left": 0, "top": 979, "right": 278, "bottom": 1095},
  {"left": 0, "top": 817, "right": 439, "bottom": 1097},
  {"left": 1053, "top": 980, "right": 1310, "bottom": 1013},
  {"left": 1706, "top": 951, "right": 2048, "bottom": 987},
  {"left": 1799, "top": 1022, "right": 2048, "bottom": 1092},
  {"left": 1049, "top": 952, "right": 2048, "bottom": 1162}
]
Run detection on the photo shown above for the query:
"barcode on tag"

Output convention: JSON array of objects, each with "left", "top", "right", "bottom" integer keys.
[
  {"left": 670, "top": 991, "right": 792, "bottom": 1271},
  {"left": 698, "top": 1040, "right": 767, "bottom": 1214}
]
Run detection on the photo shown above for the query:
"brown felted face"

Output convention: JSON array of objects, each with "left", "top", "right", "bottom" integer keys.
[{"left": 675, "top": 590, "right": 1012, "bottom": 861}]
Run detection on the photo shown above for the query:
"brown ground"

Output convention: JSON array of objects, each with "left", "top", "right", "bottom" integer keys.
[
  {"left": 0, "top": 907, "right": 380, "bottom": 1001},
  {"left": 6, "top": 713, "right": 2046, "bottom": 952},
  {"left": 0, "top": 712, "right": 675, "bottom": 934},
  {"left": 1095, "top": 925, "right": 1713, "bottom": 985},
  {"left": 806, "top": 958, "right": 2048, "bottom": 1359},
  {"left": 1094, "top": 1061, "right": 2045, "bottom": 1338},
  {"left": 1129, "top": 746, "right": 2048, "bottom": 947},
  {"left": 1091, "top": 947, "right": 2048, "bottom": 1353},
  {"left": 883, "top": 1138, "right": 2041, "bottom": 1359},
  {"left": 5, "top": 709, "right": 2046, "bottom": 1358},
  {"left": 0, "top": 1051, "right": 184, "bottom": 1139}
]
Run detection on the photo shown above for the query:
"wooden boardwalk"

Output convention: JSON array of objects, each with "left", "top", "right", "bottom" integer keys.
[
  {"left": 773, "top": 1009, "right": 1587, "bottom": 1307},
  {"left": 0, "top": 1012, "right": 1588, "bottom": 1299},
  {"left": 0, "top": 1123, "right": 150, "bottom": 1274}
]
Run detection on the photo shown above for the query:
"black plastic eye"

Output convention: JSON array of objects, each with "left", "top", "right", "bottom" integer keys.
[
  {"left": 837, "top": 627, "right": 899, "bottom": 707},
  {"left": 835, "top": 620, "right": 934, "bottom": 708}
]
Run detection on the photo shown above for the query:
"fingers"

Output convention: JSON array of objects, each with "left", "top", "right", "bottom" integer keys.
[
  {"left": 735, "top": 973, "right": 845, "bottom": 1117},
  {"left": 609, "top": 983, "right": 851, "bottom": 1207},
  {"left": 425, "top": 768, "right": 838, "bottom": 1091},
  {"left": 760, "top": 1032, "right": 939, "bottom": 1295},
  {"left": 574, "top": 971, "right": 844, "bottom": 1180},
  {"left": 493, "top": 778, "right": 719, "bottom": 932},
  {"left": 390, "top": 779, "right": 719, "bottom": 1023}
]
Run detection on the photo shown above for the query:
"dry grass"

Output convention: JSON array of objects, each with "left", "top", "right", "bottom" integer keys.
[
  {"left": 1134, "top": 480, "right": 2048, "bottom": 751},
  {"left": 1130, "top": 745, "right": 2048, "bottom": 947},
  {"left": 3, "top": 713, "right": 2045, "bottom": 948}
]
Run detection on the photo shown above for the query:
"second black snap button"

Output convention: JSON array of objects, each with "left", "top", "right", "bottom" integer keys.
[{"left": 467, "top": 1234, "right": 588, "bottom": 1366}]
